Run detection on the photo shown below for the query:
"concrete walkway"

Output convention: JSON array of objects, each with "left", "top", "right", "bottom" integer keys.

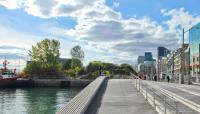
[{"left": 86, "top": 79, "right": 157, "bottom": 114}]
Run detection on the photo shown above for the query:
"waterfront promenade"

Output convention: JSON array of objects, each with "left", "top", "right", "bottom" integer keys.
[
  {"left": 57, "top": 77, "right": 200, "bottom": 114},
  {"left": 86, "top": 79, "right": 157, "bottom": 114}
]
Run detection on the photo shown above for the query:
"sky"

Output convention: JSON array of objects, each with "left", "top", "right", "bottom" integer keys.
[{"left": 0, "top": 0, "right": 200, "bottom": 70}]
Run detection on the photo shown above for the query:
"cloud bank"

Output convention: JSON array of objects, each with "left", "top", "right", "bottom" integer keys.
[{"left": 0, "top": 0, "right": 200, "bottom": 65}]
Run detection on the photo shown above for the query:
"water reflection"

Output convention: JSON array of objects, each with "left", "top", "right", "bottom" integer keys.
[{"left": 0, "top": 88, "right": 81, "bottom": 114}]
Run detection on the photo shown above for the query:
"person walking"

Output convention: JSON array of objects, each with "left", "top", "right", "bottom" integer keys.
[
  {"left": 154, "top": 75, "right": 157, "bottom": 81},
  {"left": 167, "top": 75, "right": 170, "bottom": 83}
]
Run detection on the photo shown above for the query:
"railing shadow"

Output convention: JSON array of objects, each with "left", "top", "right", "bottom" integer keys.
[{"left": 85, "top": 78, "right": 108, "bottom": 114}]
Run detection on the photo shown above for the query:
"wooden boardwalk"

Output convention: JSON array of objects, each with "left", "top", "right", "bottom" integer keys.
[{"left": 86, "top": 79, "right": 157, "bottom": 114}]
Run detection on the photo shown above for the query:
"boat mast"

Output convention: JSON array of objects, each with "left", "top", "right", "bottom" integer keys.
[{"left": 3, "top": 57, "right": 9, "bottom": 70}]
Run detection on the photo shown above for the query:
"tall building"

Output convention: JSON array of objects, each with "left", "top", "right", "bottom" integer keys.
[
  {"left": 157, "top": 47, "right": 170, "bottom": 59},
  {"left": 137, "top": 52, "right": 156, "bottom": 80},
  {"left": 157, "top": 47, "right": 170, "bottom": 80},
  {"left": 145, "top": 52, "right": 153, "bottom": 61},
  {"left": 189, "top": 23, "right": 200, "bottom": 82},
  {"left": 137, "top": 56, "right": 145, "bottom": 64}
]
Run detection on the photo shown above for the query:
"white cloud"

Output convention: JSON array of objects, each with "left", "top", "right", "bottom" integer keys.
[
  {"left": 1, "top": 0, "right": 200, "bottom": 65},
  {"left": 162, "top": 8, "right": 200, "bottom": 30},
  {"left": 162, "top": 8, "right": 200, "bottom": 43},
  {"left": 0, "top": 0, "right": 24, "bottom": 9}
]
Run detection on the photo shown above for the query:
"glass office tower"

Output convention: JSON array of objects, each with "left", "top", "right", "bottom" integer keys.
[
  {"left": 145, "top": 52, "right": 153, "bottom": 61},
  {"left": 189, "top": 23, "right": 200, "bottom": 82}
]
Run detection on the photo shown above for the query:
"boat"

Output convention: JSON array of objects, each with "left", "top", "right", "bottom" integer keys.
[{"left": 0, "top": 58, "right": 17, "bottom": 87}]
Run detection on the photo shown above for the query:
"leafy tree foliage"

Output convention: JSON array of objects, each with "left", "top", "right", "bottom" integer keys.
[
  {"left": 70, "top": 45, "right": 84, "bottom": 60},
  {"left": 25, "top": 39, "right": 62, "bottom": 75},
  {"left": 85, "top": 61, "right": 137, "bottom": 77},
  {"left": 71, "top": 58, "right": 83, "bottom": 69}
]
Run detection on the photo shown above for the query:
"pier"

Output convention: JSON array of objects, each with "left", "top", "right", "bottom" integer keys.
[{"left": 56, "top": 76, "right": 200, "bottom": 114}]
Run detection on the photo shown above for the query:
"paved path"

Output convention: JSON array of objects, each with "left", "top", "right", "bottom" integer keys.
[{"left": 86, "top": 79, "right": 157, "bottom": 114}]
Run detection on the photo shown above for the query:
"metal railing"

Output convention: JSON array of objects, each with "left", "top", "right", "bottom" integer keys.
[{"left": 135, "top": 78, "right": 181, "bottom": 114}]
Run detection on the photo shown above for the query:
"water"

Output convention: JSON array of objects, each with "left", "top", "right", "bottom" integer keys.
[{"left": 0, "top": 87, "right": 81, "bottom": 114}]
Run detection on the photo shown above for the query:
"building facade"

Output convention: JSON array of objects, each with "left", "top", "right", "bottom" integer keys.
[
  {"left": 145, "top": 52, "right": 153, "bottom": 61},
  {"left": 137, "top": 52, "right": 156, "bottom": 80},
  {"left": 189, "top": 23, "right": 200, "bottom": 82},
  {"left": 137, "top": 56, "right": 145, "bottom": 65},
  {"left": 157, "top": 47, "right": 170, "bottom": 80}
]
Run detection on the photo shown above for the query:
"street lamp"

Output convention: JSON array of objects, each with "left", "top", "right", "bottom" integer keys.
[{"left": 182, "top": 26, "right": 200, "bottom": 84}]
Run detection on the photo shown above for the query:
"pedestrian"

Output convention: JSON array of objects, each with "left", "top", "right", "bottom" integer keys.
[
  {"left": 167, "top": 75, "right": 170, "bottom": 83},
  {"left": 154, "top": 75, "right": 157, "bottom": 81},
  {"left": 144, "top": 76, "right": 146, "bottom": 80},
  {"left": 99, "top": 66, "right": 103, "bottom": 76}
]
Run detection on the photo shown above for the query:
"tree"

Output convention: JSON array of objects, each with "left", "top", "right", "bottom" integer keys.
[
  {"left": 71, "top": 58, "right": 83, "bottom": 69},
  {"left": 86, "top": 61, "right": 103, "bottom": 73},
  {"left": 27, "top": 38, "right": 61, "bottom": 75},
  {"left": 70, "top": 45, "right": 84, "bottom": 77},
  {"left": 71, "top": 45, "right": 84, "bottom": 60},
  {"left": 24, "top": 61, "right": 42, "bottom": 75},
  {"left": 120, "top": 63, "right": 135, "bottom": 75}
]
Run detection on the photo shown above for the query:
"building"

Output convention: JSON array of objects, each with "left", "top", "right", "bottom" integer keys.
[
  {"left": 137, "top": 52, "right": 156, "bottom": 80},
  {"left": 158, "top": 47, "right": 170, "bottom": 59},
  {"left": 157, "top": 47, "right": 170, "bottom": 80},
  {"left": 189, "top": 23, "right": 200, "bottom": 82},
  {"left": 137, "top": 56, "right": 145, "bottom": 64},
  {"left": 145, "top": 52, "right": 153, "bottom": 61}
]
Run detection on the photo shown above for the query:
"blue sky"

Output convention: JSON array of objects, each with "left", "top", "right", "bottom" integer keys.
[{"left": 0, "top": 0, "right": 200, "bottom": 70}]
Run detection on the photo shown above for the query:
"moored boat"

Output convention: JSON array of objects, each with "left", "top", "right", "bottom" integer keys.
[{"left": 0, "top": 58, "right": 17, "bottom": 87}]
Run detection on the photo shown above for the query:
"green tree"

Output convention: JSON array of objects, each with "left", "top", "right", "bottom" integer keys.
[
  {"left": 120, "top": 63, "right": 135, "bottom": 75},
  {"left": 24, "top": 61, "right": 42, "bottom": 75},
  {"left": 86, "top": 61, "right": 103, "bottom": 73},
  {"left": 71, "top": 45, "right": 84, "bottom": 60},
  {"left": 27, "top": 38, "right": 61, "bottom": 75},
  {"left": 71, "top": 58, "right": 83, "bottom": 69},
  {"left": 70, "top": 45, "right": 84, "bottom": 77}
]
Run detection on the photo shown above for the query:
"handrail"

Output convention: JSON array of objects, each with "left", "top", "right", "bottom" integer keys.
[
  {"left": 135, "top": 79, "right": 181, "bottom": 114},
  {"left": 143, "top": 80, "right": 200, "bottom": 113},
  {"left": 56, "top": 76, "right": 107, "bottom": 114}
]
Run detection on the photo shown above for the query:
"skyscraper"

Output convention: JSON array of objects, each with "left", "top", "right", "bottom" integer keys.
[
  {"left": 157, "top": 47, "right": 170, "bottom": 59},
  {"left": 145, "top": 52, "right": 153, "bottom": 61}
]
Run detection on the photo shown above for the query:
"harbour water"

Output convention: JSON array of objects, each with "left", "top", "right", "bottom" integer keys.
[{"left": 0, "top": 87, "right": 81, "bottom": 114}]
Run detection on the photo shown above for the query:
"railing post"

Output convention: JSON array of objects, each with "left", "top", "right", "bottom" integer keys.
[
  {"left": 146, "top": 86, "right": 148, "bottom": 100},
  {"left": 153, "top": 89, "right": 156, "bottom": 107},
  {"left": 136, "top": 78, "right": 137, "bottom": 89},
  {"left": 175, "top": 101, "right": 179, "bottom": 114},
  {"left": 164, "top": 96, "right": 167, "bottom": 114},
  {"left": 139, "top": 79, "right": 141, "bottom": 91}
]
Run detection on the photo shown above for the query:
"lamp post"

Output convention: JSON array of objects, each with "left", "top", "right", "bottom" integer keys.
[{"left": 182, "top": 26, "right": 200, "bottom": 84}]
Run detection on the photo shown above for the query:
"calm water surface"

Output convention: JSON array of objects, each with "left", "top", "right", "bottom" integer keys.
[{"left": 0, "top": 87, "right": 81, "bottom": 114}]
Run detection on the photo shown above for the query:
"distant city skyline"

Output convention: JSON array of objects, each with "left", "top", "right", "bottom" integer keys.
[{"left": 0, "top": 0, "right": 200, "bottom": 67}]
